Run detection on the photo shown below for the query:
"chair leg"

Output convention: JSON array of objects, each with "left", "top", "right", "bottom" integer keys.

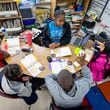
[
  {"left": 28, "top": 105, "right": 31, "bottom": 110},
  {"left": 49, "top": 103, "right": 54, "bottom": 110}
]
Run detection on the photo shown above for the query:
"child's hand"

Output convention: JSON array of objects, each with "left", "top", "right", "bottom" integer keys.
[
  {"left": 22, "top": 76, "right": 30, "bottom": 82},
  {"left": 55, "top": 43, "right": 60, "bottom": 48},
  {"left": 79, "top": 54, "right": 86, "bottom": 66},
  {"left": 95, "top": 41, "right": 105, "bottom": 52},
  {"left": 49, "top": 43, "right": 56, "bottom": 49}
]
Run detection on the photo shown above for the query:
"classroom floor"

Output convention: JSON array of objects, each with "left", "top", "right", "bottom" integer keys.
[{"left": 0, "top": 88, "right": 51, "bottom": 110}]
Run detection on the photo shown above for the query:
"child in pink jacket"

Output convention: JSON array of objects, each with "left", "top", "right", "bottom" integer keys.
[{"left": 88, "top": 41, "right": 110, "bottom": 82}]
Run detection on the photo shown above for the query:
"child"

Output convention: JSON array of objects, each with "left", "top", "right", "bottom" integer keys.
[
  {"left": 88, "top": 41, "right": 110, "bottom": 82},
  {"left": 0, "top": 34, "right": 10, "bottom": 68},
  {"left": 43, "top": 7, "right": 71, "bottom": 49},
  {"left": 45, "top": 55, "right": 93, "bottom": 109},
  {"left": 0, "top": 64, "right": 38, "bottom": 105}
]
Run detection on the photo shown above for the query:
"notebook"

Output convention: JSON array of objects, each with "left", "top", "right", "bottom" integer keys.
[
  {"left": 7, "top": 37, "right": 21, "bottom": 55},
  {"left": 20, "top": 54, "right": 44, "bottom": 77},
  {"left": 50, "top": 47, "right": 72, "bottom": 57},
  {"left": 50, "top": 61, "right": 75, "bottom": 74}
]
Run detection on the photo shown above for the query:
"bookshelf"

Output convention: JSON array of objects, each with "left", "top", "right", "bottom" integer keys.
[
  {"left": 36, "top": 2, "right": 51, "bottom": 5},
  {"left": 0, "top": 0, "right": 23, "bottom": 33},
  {"left": 51, "top": 0, "right": 91, "bottom": 30},
  {"left": 35, "top": 0, "right": 56, "bottom": 19},
  {"left": 34, "top": 0, "right": 52, "bottom": 25}
]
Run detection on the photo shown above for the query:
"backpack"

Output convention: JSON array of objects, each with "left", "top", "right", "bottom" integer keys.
[{"left": 32, "top": 32, "right": 44, "bottom": 46}]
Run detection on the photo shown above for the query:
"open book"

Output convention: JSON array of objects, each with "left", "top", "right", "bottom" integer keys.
[
  {"left": 50, "top": 61, "right": 75, "bottom": 74},
  {"left": 50, "top": 47, "right": 72, "bottom": 57},
  {"left": 78, "top": 49, "right": 94, "bottom": 62},
  {"left": 20, "top": 54, "right": 44, "bottom": 77},
  {"left": 85, "top": 49, "right": 94, "bottom": 61},
  {"left": 7, "top": 37, "right": 21, "bottom": 55}
]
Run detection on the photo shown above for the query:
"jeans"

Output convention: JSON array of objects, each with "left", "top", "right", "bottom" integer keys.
[{"left": 22, "top": 92, "right": 38, "bottom": 105}]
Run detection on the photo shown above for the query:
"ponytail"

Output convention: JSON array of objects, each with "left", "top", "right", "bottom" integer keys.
[{"left": 54, "top": 6, "right": 65, "bottom": 18}]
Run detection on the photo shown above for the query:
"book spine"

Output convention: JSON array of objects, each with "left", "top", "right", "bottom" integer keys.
[{"left": 1, "top": 19, "right": 21, "bottom": 29}]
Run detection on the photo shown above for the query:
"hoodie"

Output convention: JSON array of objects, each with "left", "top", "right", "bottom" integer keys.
[
  {"left": 43, "top": 21, "right": 71, "bottom": 47},
  {"left": 1, "top": 75, "right": 32, "bottom": 97},
  {"left": 45, "top": 66, "right": 93, "bottom": 109}
]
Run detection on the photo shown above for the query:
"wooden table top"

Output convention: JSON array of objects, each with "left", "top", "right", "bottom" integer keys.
[{"left": 1, "top": 39, "right": 94, "bottom": 78}]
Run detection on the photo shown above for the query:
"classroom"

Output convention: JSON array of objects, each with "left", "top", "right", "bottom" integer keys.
[{"left": 0, "top": 0, "right": 110, "bottom": 110}]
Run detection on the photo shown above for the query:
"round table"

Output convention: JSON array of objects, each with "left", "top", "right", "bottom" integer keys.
[{"left": 2, "top": 39, "right": 94, "bottom": 78}]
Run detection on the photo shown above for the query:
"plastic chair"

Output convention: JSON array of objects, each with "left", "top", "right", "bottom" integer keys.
[{"left": 0, "top": 88, "right": 31, "bottom": 110}]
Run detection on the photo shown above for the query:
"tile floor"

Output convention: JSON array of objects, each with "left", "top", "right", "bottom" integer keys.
[{"left": 0, "top": 89, "right": 51, "bottom": 110}]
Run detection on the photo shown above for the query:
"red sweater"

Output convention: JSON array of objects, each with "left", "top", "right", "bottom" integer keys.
[{"left": 0, "top": 52, "right": 7, "bottom": 68}]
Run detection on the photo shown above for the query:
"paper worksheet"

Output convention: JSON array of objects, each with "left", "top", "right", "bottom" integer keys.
[
  {"left": 50, "top": 47, "right": 72, "bottom": 57},
  {"left": 7, "top": 37, "right": 21, "bottom": 55},
  {"left": 50, "top": 61, "right": 75, "bottom": 74}
]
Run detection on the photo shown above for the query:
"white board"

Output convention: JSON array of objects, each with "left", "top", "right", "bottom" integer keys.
[
  {"left": 87, "top": 0, "right": 107, "bottom": 19},
  {"left": 101, "top": 0, "right": 110, "bottom": 31}
]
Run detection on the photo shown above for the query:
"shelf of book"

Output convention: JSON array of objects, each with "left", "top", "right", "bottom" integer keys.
[
  {"left": 0, "top": 16, "right": 20, "bottom": 20},
  {"left": 0, "top": 10, "right": 18, "bottom": 16},
  {"left": 0, "top": 1, "right": 16, "bottom": 4},
  {"left": 71, "top": 11, "right": 84, "bottom": 15},
  {"left": 52, "top": 0, "right": 91, "bottom": 30},
  {"left": 0, "top": 0, "right": 23, "bottom": 33},
  {"left": 0, "top": 27, "right": 22, "bottom": 33},
  {"left": 36, "top": 2, "right": 51, "bottom": 5}
]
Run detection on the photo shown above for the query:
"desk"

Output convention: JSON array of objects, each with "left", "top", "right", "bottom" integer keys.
[{"left": 1, "top": 39, "right": 94, "bottom": 78}]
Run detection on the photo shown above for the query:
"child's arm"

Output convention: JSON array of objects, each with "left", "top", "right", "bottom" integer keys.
[
  {"left": 60, "top": 22, "right": 71, "bottom": 46},
  {"left": 43, "top": 25, "right": 52, "bottom": 47},
  {"left": 18, "top": 81, "right": 32, "bottom": 97},
  {"left": 45, "top": 74, "right": 61, "bottom": 97},
  {"left": 75, "top": 66, "right": 93, "bottom": 96},
  {"left": 0, "top": 50, "right": 10, "bottom": 58}
]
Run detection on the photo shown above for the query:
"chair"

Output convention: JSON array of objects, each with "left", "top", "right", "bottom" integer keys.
[
  {"left": 49, "top": 97, "right": 92, "bottom": 110},
  {"left": 0, "top": 88, "right": 31, "bottom": 110}
]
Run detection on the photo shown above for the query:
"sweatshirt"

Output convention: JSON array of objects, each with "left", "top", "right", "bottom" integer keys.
[
  {"left": 1, "top": 75, "right": 32, "bottom": 97},
  {"left": 88, "top": 54, "right": 110, "bottom": 82},
  {"left": 43, "top": 21, "right": 71, "bottom": 47},
  {"left": 45, "top": 66, "right": 93, "bottom": 109}
]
